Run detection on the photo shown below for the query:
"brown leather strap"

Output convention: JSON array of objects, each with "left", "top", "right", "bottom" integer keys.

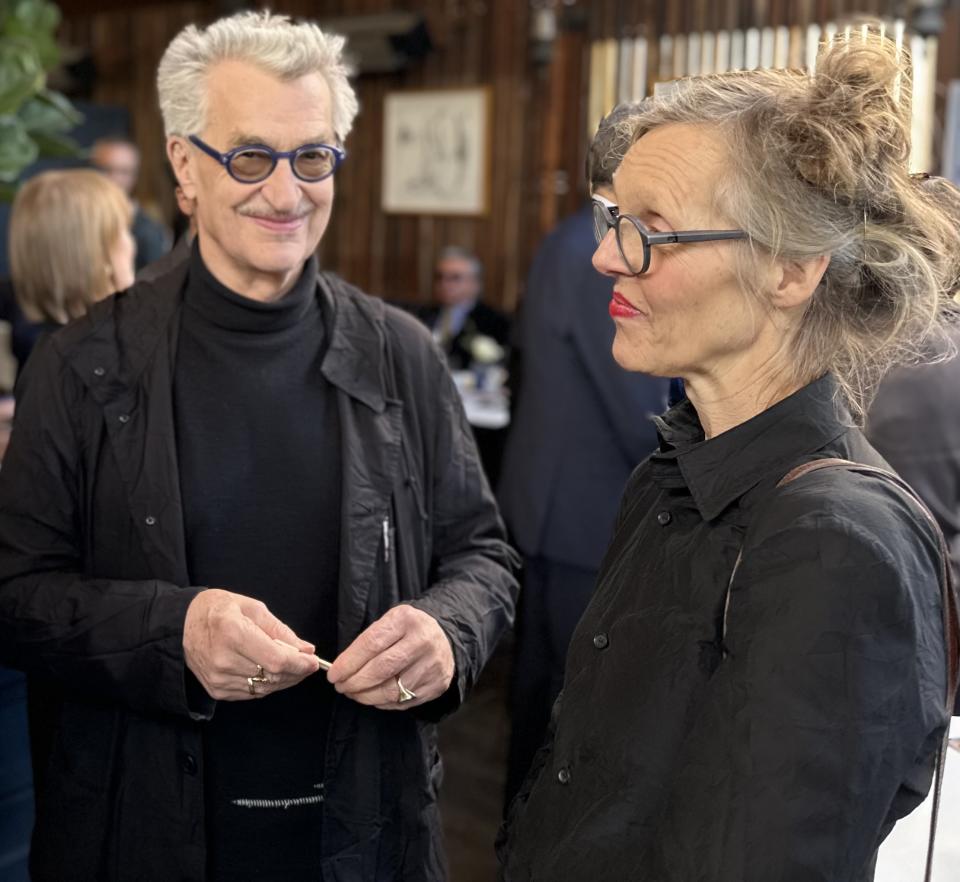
[{"left": 777, "top": 458, "right": 959, "bottom": 882}]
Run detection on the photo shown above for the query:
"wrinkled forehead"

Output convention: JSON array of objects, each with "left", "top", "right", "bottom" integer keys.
[
  {"left": 613, "top": 122, "right": 729, "bottom": 219},
  {"left": 203, "top": 59, "right": 335, "bottom": 143}
]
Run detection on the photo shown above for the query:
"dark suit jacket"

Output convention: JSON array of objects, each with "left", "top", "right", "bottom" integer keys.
[
  {"left": 0, "top": 279, "right": 59, "bottom": 370},
  {"left": 416, "top": 300, "right": 510, "bottom": 371},
  {"left": 867, "top": 334, "right": 960, "bottom": 582},
  {"left": 497, "top": 206, "right": 668, "bottom": 571},
  {"left": 132, "top": 207, "right": 172, "bottom": 272}
]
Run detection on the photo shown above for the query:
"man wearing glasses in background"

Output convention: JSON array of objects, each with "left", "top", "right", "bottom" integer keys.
[
  {"left": 0, "top": 12, "right": 517, "bottom": 882},
  {"left": 417, "top": 246, "right": 510, "bottom": 371}
]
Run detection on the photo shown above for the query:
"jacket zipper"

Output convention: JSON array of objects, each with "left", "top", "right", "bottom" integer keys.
[{"left": 382, "top": 515, "right": 391, "bottom": 563}]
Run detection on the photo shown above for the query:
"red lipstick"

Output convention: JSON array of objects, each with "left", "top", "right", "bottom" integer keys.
[{"left": 609, "top": 290, "right": 643, "bottom": 318}]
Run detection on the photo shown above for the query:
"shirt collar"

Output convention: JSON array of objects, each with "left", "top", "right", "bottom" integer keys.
[{"left": 650, "top": 374, "right": 852, "bottom": 520}]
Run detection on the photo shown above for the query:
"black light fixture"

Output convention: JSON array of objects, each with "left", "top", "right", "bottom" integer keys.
[
  {"left": 910, "top": 0, "right": 947, "bottom": 37},
  {"left": 319, "top": 13, "right": 432, "bottom": 75}
]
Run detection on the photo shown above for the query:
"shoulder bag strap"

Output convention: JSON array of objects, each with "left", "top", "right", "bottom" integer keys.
[{"left": 722, "top": 457, "right": 959, "bottom": 882}]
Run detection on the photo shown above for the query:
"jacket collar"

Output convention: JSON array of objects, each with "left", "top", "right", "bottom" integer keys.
[
  {"left": 650, "top": 373, "right": 852, "bottom": 520},
  {"left": 317, "top": 273, "right": 389, "bottom": 413},
  {"left": 60, "top": 257, "right": 390, "bottom": 414},
  {"left": 57, "top": 257, "right": 189, "bottom": 404}
]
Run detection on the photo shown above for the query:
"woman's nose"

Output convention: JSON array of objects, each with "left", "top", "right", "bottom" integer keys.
[{"left": 592, "top": 228, "right": 627, "bottom": 277}]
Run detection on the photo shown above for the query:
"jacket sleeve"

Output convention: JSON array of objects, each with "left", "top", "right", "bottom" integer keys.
[
  {"left": 0, "top": 341, "right": 208, "bottom": 719},
  {"left": 646, "top": 484, "right": 948, "bottom": 881},
  {"left": 406, "top": 361, "right": 519, "bottom": 717}
]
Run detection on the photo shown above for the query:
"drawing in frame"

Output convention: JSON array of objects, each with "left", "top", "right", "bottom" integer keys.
[{"left": 382, "top": 87, "right": 490, "bottom": 215}]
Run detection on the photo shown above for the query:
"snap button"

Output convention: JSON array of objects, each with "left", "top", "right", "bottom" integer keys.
[
  {"left": 93, "top": 367, "right": 106, "bottom": 377},
  {"left": 118, "top": 414, "right": 130, "bottom": 424},
  {"left": 557, "top": 767, "right": 571, "bottom": 785},
  {"left": 656, "top": 510, "right": 672, "bottom": 526},
  {"left": 593, "top": 633, "right": 609, "bottom": 650},
  {"left": 144, "top": 516, "right": 157, "bottom": 526},
  {"left": 180, "top": 752, "right": 198, "bottom": 776}
]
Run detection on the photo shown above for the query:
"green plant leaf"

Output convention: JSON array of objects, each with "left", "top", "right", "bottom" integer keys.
[
  {"left": 0, "top": 179, "right": 20, "bottom": 202},
  {"left": 32, "top": 128, "right": 80, "bottom": 158},
  {"left": 4, "top": 0, "right": 61, "bottom": 69},
  {"left": 0, "top": 34, "right": 43, "bottom": 114},
  {"left": 7, "top": 0, "right": 60, "bottom": 36},
  {"left": 0, "top": 114, "right": 38, "bottom": 181},
  {"left": 19, "top": 88, "right": 80, "bottom": 133}
]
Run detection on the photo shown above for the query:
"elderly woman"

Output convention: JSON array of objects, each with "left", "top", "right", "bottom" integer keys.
[
  {"left": 499, "top": 29, "right": 959, "bottom": 882},
  {"left": 8, "top": 168, "right": 136, "bottom": 365}
]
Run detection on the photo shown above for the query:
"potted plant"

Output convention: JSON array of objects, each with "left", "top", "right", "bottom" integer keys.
[{"left": 0, "top": 0, "right": 81, "bottom": 201}]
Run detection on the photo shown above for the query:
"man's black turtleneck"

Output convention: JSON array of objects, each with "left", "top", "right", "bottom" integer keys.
[{"left": 174, "top": 244, "right": 340, "bottom": 880}]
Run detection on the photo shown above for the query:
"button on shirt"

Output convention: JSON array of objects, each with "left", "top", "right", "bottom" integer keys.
[{"left": 502, "top": 374, "right": 947, "bottom": 882}]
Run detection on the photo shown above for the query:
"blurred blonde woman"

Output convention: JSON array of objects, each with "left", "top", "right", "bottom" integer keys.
[{"left": 9, "top": 168, "right": 135, "bottom": 364}]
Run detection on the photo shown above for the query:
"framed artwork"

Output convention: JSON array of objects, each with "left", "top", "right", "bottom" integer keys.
[{"left": 381, "top": 87, "right": 490, "bottom": 215}]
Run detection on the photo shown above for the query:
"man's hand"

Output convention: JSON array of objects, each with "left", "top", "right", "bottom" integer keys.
[
  {"left": 326, "top": 605, "right": 455, "bottom": 710},
  {"left": 183, "top": 588, "right": 321, "bottom": 701}
]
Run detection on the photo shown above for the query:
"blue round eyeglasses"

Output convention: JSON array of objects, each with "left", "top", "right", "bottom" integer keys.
[{"left": 188, "top": 135, "right": 346, "bottom": 184}]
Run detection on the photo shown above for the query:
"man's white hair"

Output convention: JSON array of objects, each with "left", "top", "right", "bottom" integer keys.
[{"left": 157, "top": 10, "right": 359, "bottom": 143}]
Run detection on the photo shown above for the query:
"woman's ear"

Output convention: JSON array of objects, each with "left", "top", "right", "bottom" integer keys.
[
  {"left": 772, "top": 254, "right": 830, "bottom": 310},
  {"left": 167, "top": 137, "right": 197, "bottom": 200}
]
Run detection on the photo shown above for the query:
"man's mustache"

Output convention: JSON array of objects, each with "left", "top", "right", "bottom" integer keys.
[{"left": 236, "top": 206, "right": 313, "bottom": 221}]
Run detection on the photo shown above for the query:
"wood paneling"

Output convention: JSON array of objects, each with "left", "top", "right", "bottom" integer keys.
[{"left": 59, "top": 0, "right": 960, "bottom": 314}]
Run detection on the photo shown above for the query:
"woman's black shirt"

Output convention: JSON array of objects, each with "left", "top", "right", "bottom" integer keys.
[{"left": 501, "top": 374, "right": 948, "bottom": 882}]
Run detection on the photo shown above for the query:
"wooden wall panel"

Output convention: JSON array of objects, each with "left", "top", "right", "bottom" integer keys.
[{"left": 58, "top": 0, "right": 960, "bottom": 314}]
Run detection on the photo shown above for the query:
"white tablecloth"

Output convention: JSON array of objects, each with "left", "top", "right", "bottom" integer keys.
[
  {"left": 451, "top": 370, "right": 510, "bottom": 430},
  {"left": 875, "top": 717, "right": 960, "bottom": 882}
]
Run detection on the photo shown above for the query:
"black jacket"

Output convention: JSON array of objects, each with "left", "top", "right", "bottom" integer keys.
[
  {"left": 0, "top": 258, "right": 518, "bottom": 882},
  {"left": 867, "top": 334, "right": 960, "bottom": 584},
  {"left": 500, "top": 376, "right": 949, "bottom": 882}
]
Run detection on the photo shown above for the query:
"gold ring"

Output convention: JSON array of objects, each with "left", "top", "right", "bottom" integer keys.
[{"left": 396, "top": 676, "right": 417, "bottom": 704}]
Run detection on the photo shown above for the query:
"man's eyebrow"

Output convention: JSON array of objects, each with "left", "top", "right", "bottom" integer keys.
[{"left": 225, "top": 132, "right": 336, "bottom": 149}]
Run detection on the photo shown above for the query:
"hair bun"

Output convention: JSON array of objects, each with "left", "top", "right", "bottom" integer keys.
[{"left": 791, "top": 29, "right": 912, "bottom": 205}]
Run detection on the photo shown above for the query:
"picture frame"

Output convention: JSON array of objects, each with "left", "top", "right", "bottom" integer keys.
[{"left": 381, "top": 87, "right": 490, "bottom": 216}]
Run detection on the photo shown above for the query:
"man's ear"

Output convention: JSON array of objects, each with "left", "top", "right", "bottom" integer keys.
[
  {"left": 771, "top": 254, "right": 830, "bottom": 311},
  {"left": 167, "top": 137, "right": 197, "bottom": 200}
]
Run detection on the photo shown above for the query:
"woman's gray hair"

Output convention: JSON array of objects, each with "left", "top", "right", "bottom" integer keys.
[
  {"left": 157, "top": 10, "right": 359, "bottom": 143},
  {"left": 587, "top": 100, "right": 650, "bottom": 191},
  {"left": 614, "top": 25, "right": 960, "bottom": 422}
]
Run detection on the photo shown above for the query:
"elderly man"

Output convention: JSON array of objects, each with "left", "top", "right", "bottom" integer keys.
[{"left": 0, "top": 12, "right": 517, "bottom": 882}]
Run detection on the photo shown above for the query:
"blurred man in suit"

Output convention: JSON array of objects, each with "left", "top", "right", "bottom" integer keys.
[
  {"left": 417, "top": 246, "right": 510, "bottom": 370},
  {"left": 498, "top": 104, "right": 668, "bottom": 802},
  {"left": 91, "top": 136, "right": 172, "bottom": 271}
]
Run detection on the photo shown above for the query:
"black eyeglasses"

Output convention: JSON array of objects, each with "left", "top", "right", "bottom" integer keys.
[
  {"left": 592, "top": 199, "right": 748, "bottom": 275},
  {"left": 188, "top": 135, "right": 346, "bottom": 184},
  {"left": 591, "top": 195, "right": 619, "bottom": 245}
]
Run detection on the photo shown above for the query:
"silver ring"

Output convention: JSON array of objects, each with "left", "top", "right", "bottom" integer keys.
[
  {"left": 247, "top": 664, "right": 269, "bottom": 695},
  {"left": 396, "top": 676, "right": 417, "bottom": 704}
]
